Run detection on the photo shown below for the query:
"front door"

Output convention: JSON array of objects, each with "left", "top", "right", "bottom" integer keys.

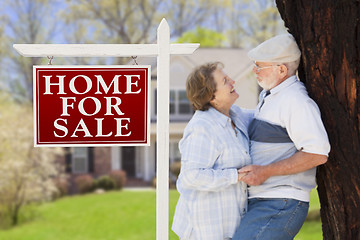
[{"left": 122, "top": 147, "right": 135, "bottom": 177}]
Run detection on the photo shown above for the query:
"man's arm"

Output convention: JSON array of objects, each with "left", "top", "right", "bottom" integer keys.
[{"left": 238, "top": 151, "right": 327, "bottom": 186}]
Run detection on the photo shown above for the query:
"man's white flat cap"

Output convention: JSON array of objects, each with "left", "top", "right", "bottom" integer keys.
[{"left": 248, "top": 33, "right": 301, "bottom": 63}]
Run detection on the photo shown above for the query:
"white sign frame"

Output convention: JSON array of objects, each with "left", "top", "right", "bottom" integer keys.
[{"left": 33, "top": 65, "right": 151, "bottom": 147}]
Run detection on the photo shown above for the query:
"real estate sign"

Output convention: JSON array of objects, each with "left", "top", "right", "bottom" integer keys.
[{"left": 33, "top": 65, "right": 150, "bottom": 147}]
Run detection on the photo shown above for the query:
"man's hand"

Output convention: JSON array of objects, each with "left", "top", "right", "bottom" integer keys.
[
  {"left": 238, "top": 165, "right": 270, "bottom": 186},
  {"left": 237, "top": 152, "right": 328, "bottom": 186}
]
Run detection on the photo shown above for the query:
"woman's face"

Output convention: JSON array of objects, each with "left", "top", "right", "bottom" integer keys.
[{"left": 210, "top": 67, "right": 238, "bottom": 115}]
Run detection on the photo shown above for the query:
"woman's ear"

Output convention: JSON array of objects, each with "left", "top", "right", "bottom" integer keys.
[{"left": 209, "top": 96, "right": 217, "bottom": 107}]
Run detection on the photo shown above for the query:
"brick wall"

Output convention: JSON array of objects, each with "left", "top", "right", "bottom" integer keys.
[
  {"left": 55, "top": 147, "right": 112, "bottom": 194},
  {"left": 93, "top": 147, "right": 112, "bottom": 177}
]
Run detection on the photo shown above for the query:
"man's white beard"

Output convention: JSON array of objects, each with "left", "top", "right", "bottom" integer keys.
[{"left": 257, "top": 79, "right": 276, "bottom": 91}]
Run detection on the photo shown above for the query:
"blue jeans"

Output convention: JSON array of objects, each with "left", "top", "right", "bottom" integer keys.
[{"left": 233, "top": 198, "right": 309, "bottom": 240}]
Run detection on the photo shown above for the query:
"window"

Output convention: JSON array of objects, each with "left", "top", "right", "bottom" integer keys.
[
  {"left": 72, "top": 147, "right": 88, "bottom": 173},
  {"left": 154, "top": 89, "right": 193, "bottom": 120},
  {"left": 170, "top": 90, "right": 175, "bottom": 114},
  {"left": 169, "top": 141, "right": 181, "bottom": 163},
  {"left": 169, "top": 141, "right": 181, "bottom": 182},
  {"left": 178, "top": 90, "right": 192, "bottom": 114}
]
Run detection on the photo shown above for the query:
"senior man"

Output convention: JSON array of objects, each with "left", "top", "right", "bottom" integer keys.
[{"left": 233, "top": 33, "right": 330, "bottom": 240}]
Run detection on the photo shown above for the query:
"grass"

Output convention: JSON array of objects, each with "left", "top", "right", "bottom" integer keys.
[
  {"left": 294, "top": 189, "right": 323, "bottom": 240},
  {"left": 0, "top": 190, "right": 158, "bottom": 240},
  {"left": 0, "top": 189, "right": 322, "bottom": 240}
]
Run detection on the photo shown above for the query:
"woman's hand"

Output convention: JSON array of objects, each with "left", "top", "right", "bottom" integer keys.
[
  {"left": 237, "top": 165, "right": 270, "bottom": 185},
  {"left": 237, "top": 171, "right": 248, "bottom": 182}
]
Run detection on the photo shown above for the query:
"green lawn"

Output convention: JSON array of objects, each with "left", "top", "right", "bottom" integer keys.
[
  {"left": 0, "top": 189, "right": 322, "bottom": 240},
  {"left": 294, "top": 189, "right": 322, "bottom": 240}
]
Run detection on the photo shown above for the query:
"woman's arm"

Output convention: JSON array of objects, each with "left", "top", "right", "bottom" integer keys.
[{"left": 179, "top": 126, "right": 239, "bottom": 192}]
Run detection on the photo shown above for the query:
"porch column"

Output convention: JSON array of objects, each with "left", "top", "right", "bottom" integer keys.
[{"left": 111, "top": 147, "right": 120, "bottom": 170}]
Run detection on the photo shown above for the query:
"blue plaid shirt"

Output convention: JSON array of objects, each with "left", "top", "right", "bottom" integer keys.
[{"left": 172, "top": 106, "right": 252, "bottom": 240}]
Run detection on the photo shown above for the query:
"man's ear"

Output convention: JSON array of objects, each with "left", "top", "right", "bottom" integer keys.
[{"left": 279, "top": 64, "right": 288, "bottom": 76}]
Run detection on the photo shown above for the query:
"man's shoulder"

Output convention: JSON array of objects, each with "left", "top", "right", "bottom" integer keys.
[{"left": 279, "top": 81, "right": 312, "bottom": 105}]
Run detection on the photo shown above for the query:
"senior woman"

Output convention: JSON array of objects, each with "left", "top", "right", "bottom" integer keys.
[{"left": 171, "top": 62, "right": 253, "bottom": 240}]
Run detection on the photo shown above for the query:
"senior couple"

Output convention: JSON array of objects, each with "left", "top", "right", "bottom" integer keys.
[{"left": 172, "top": 33, "right": 331, "bottom": 240}]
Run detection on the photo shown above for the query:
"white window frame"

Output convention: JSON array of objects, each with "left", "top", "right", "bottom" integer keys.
[
  {"left": 169, "top": 140, "right": 181, "bottom": 182},
  {"left": 169, "top": 140, "right": 181, "bottom": 163},
  {"left": 154, "top": 88, "right": 193, "bottom": 121},
  {"left": 72, "top": 147, "right": 89, "bottom": 174}
]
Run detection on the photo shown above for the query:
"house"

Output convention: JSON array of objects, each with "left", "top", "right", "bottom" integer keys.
[{"left": 59, "top": 48, "right": 259, "bottom": 191}]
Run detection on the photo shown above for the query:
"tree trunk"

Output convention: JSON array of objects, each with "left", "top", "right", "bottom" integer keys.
[
  {"left": 276, "top": 1, "right": 360, "bottom": 239},
  {"left": 11, "top": 206, "right": 19, "bottom": 226}
]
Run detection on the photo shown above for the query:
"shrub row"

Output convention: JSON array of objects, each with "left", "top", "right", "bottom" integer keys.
[
  {"left": 56, "top": 161, "right": 180, "bottom": 194},
  {"left": 74, "top": 170, "right": 127, "bottom": 194}
]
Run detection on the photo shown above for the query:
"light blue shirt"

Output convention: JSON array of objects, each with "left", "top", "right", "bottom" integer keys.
[
  {"left": 172, "top": 106, "right": 252, "bottom": 240},
  {"left": 248, "top": 76, "right": 331, "bottom": 202}
]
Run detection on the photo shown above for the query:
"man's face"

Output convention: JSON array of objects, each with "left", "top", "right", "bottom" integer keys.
[{"left": 252, "top": 62, "right": 281, "bottom": 90}]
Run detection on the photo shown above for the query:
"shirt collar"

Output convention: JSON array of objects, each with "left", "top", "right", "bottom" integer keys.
[
  {"left": 208, "top": 106, "right": 231, "bottom": 128},
  {"left": 269, "top": 75, "right": 298, "bottom": 95}
]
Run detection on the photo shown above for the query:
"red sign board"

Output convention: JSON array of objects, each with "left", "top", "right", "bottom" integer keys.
[{"left": 33, "top": 66, "right": 150, "bottom": 147}]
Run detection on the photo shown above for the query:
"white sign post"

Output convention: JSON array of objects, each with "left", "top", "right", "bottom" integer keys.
[{"left": 14, "top": 18, "right": 199, "bottom": 240}]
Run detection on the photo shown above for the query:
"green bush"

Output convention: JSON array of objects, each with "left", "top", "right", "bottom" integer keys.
[
  {"left": 53, "top": 178, "right": 69, "bottom": 199},
  {"left": 95, "top": 175, "right": 115, "bottom": 191},
  {"left": 0, "top": 206, "right": 11, "bottom": 229},
  {"left": 74, "top": 174, "right": 95, "bottom": 194},
  {"left": 109, "top": 170, "right": 127, "bottom": 190}
]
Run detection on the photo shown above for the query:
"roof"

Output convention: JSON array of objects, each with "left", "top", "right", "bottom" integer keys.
[
  {"left": 181, "top": 48, "right": 253, "bottom": 80},
  {"left": 131, "top": 48, "right": 254, "bottom": 82}
]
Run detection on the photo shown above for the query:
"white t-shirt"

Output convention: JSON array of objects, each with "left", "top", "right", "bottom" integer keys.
[{"left": 248, "top": 75, "right": 330, "bottom": 202}]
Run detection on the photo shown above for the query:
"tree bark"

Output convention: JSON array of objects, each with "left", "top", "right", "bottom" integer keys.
[{"left": 276, "top": 1, "right": 360, "bottom": 239}]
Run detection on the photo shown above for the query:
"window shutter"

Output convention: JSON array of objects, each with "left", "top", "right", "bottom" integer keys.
[
  {"left": 65, "top": 147, "right": 72, "bottom": 173},
  {"left": 88, "top": 147, "right": 94, "bottom": 173}
]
